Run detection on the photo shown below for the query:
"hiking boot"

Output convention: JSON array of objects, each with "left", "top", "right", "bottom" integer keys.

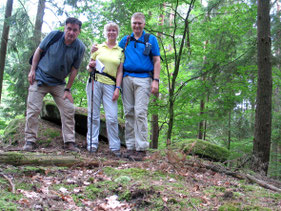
[
  {"left": 111, "top": 150, "right": 121, "bottom": 158},
  {"left": 122, "top": 149, "right": 136, "bottom": 158},
  {"left": 65, "top": 142, "right": 80, "bottom": 152},
  {"left": 23, "top": 141, "right": 36, "bottom": 151},
  {"left": 128, "top": 151, "right": 147, "bottom": 161}
]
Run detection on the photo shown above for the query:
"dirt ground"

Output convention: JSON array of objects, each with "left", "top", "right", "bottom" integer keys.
[{"left": 0, "top": 119, "right": 281, "bottom": 210}]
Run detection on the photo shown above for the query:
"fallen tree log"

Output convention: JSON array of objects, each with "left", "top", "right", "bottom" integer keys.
[
  {"left": 0, "top": 152, "right": 119, "bottom": 168},
  {"left": 202, "top": 162, "right": 281, "bottom": 193}
]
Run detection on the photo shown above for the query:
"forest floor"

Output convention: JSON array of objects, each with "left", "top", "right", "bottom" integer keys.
[{"left": 0, "top": 119, "right": 281, "bottom": 210}]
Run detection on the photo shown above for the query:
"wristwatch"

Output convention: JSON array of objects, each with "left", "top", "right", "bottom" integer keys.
[
  {"left": 153, "top": 78, "right": 160, "bottom": 82},
  {"left": 64, "top": 88, "right": 71, "bottom": 92}
]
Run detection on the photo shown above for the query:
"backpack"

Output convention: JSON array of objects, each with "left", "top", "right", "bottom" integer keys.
[
  {"left": 124, "top": 33, "right": 153, "bottom": 60},
  {"left": 29, "top": 31, "right": 64, "bottom": 65},
  {"left": 123, "top": 33, "right": 163, "bottom": 71}
]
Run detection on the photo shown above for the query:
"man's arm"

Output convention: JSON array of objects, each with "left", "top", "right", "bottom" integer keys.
[
  {"left": 151, "top": 56, "right": 161, "bottom": 95},
  {"left": 63, "top": 67, "right": 78, "bottom": 103},
  {"left": 28, "top": 47, "right": 43, "bottom": 85}
]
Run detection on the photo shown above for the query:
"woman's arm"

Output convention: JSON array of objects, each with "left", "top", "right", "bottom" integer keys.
[{"left": 112, "top": 62, "right": 123, "bottom": 101}]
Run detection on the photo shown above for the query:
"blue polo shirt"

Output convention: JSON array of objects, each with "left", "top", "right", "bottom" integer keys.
[{"left": 119, "top": 31, "right": 160, "bottom": 78}]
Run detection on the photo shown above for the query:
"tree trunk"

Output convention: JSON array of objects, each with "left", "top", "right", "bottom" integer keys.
[
  {"left": 150, "top": 93, "right": 159, "bottom": 149},
  {"left": 166, "top": 0, "right": 196, "bottom": 144},
  {"left": 0, "top": 0, "right": 14, "bottom": 103},
  {"left": 198, "top": 99, "right": 205, "bottom": 139},
  {"left": 33, "top": 0, "right": 46, "bottom": 48},
  {"left": 227, "top": 111, "right": 231, "bottom": 150},
  {"left": 253, "top": 0, "right": 272, "bottom": 175}
]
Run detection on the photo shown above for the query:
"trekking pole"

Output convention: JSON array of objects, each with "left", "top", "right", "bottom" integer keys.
[{"left": 89, "top": 68, "right": 96, "bottom": 153}]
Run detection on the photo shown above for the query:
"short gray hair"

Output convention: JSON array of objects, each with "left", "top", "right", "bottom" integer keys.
[
  {"left": 103, "top": 22, "right": 120, "bottom": 39},
  {"left": 131, "top": 12, "right": 145, "bottom": 23}
]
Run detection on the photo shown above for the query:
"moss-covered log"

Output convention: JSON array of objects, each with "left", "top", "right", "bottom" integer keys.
[
  {"left": 171, "top": 139, "right": 230, "bottom": 162},
  {"left": 40, "top": 100, "right": 125, "bottom": 144},
  {"left": 0, "top": 152, "right": 119, "bottom": 167}
]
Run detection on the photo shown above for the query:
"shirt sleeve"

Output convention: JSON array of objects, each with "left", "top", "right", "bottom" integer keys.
[
  {"left": 91, "top": 44, "right": 102, "bottom": 60},
  {"left": 73, "top": 43, "right": 85, "bottom": 70},
  {"left": 91, "top": 52, "right": 97, "bottom": 60},
  {"left": 119, "top": 36, "right": 127, "bottom": 49}
]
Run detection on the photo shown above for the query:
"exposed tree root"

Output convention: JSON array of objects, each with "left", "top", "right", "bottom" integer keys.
[{"left": 0, "top": 172, "right": 15, "bottom": 193}]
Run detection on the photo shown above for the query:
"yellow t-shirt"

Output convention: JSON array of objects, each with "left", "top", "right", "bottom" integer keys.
[{"left": 91, "top": 42, "right": 124, "bottom": 85}]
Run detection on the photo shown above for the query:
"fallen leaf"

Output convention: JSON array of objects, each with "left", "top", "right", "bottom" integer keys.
[{"left": 59, "top": 187, "right": 68, "bottom": 194}]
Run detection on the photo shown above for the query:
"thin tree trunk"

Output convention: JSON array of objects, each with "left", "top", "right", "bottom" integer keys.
[
  {"left": 24, "top": 0, "right": 45, "bottom": 110},
  {"left": 198, "top": 99, "right": 205, "bottom": 139},
  {"left": 166, "top": 0, "right": 196, "bottom": 144},
  {"left": 150, "top": 6, "right": 164, "bottom": 149},
  {"left": 150, "top": 93, "right": 159, "bottom": 149},
  {"left": 227, "top": 111, "right": 231, "bottom": 150},
  {"left": 33, "top": 0, "right": 46, "bottom": 48},
  {"left": 0, "top": 0, "right": 14, "bottom": 103},
  {"left": 203, "top": 93, "right": 209, "bottom": 140},
  {"left": 253, "top": 0, "right": 272, "bottom": 175}
]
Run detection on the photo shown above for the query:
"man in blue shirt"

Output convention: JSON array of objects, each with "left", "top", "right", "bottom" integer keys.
[
  {"left": 119, "top": 12, "right": 161, "bottom": 160},
  {"left": 23, "top": 17, "right": 85, "bottom": 152}
]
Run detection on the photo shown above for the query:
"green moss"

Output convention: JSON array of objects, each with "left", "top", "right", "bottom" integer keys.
[
  {"left": 37, "top": 138, "right": 52, "bottom": 147},
  {"left": 119, "top": 190, "right": 131, "bottom": 201},
  {"left": 243, "top": 206, "right": 272, "bottom": 211},
  {"left": 103, "top": 167, "right": 148, "bottom": 179},
  {"left": 3, "top": 118, "right": 25, "bottom": 137},
  {"left": 0, "top": 190, "right": 21, "bottom": 210},
  {"left": 43, "top": 128, "right": 60, "bottom": 138},
  {"left": 172, "top": 139, "right": 229, "bottom": 162},
  {"left": 240, "top": 184, "right": 256, "bottom": 192},
  {"left": 16, "top": 182, "right": 34, "bottom": 190},
  {"left": 2, "top": 118, "right": 25, "bottom": 145},
  {"left": 218, "top": 204, "right": 241, "bottom": 211},
  {"left": 5, "top": 152, "right": 25, "bottom": 165},
  {"left": 85, "top": 183, "right": 108, "bottom": 199},
  {"left": 114, "top": 176, "right": 131, "bottom": 184},
  {"left": 20, "top": 166, "right": 46, "bottom": 175}
]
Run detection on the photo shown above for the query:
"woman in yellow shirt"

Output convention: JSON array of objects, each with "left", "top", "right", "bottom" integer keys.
[{"left": 87, "top": 22, "right": 124, "bottom": 156}]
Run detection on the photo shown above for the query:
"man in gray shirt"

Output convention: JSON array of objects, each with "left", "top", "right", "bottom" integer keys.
[{"left": 23, "top": 17, "right": 85, "bottom": 152}]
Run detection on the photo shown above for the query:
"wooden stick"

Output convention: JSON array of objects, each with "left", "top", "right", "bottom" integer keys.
[{"left": 0, "top": 173, "right": 15, "bottom": 193}]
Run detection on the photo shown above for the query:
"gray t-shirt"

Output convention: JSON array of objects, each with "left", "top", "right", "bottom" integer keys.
[{"left": 35, "top": 30, "right": 85, "bottom": 86}]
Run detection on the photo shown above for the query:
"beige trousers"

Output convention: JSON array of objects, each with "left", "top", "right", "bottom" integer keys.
[
  {"left": 122, "top": 76, "right": 151, "bottom": 151},
  {"left": 24, "top": 82, "right": 75, "bottom": 143}
]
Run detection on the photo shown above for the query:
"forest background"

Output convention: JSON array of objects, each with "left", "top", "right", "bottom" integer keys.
[{"left": 0, "top": 0, "right": 280, "bottom": 179}]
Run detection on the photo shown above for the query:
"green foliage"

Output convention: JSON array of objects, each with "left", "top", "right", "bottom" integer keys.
[{"left": 1, "top": 0, "right": 281, "bottom": 178}]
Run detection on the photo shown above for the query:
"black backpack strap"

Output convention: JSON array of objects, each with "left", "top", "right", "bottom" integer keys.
[
  {"left": 123, "top": 35, "right": 131, "bottom": 52},
  {"left": 144, "top": 33, "right": 164, "bottom": 61},
  {"left": 29, "top": 31, "right": 64, "bottom": 65},
  {"left": 144, "top": 33, "right": 150, "bottom": 43},
  {"left": 45, "top": 31, "right": 64, "bottom": 49}
]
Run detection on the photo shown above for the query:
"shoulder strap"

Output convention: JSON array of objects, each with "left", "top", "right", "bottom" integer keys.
[
  {"left": 29, "top": 31, "right": 63, "bottom": 65},
  {"left": 123, "top": 35, "right": 131, "bottom": 52},
  {"left": 45, "top": 31, "right": 64, "bottom": 50},
  {"left": 144, "top": 33, "right": 150, "bottom": 43},
  {"left": 144, "top": 33, "right": 164, "bottom": 62}
]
